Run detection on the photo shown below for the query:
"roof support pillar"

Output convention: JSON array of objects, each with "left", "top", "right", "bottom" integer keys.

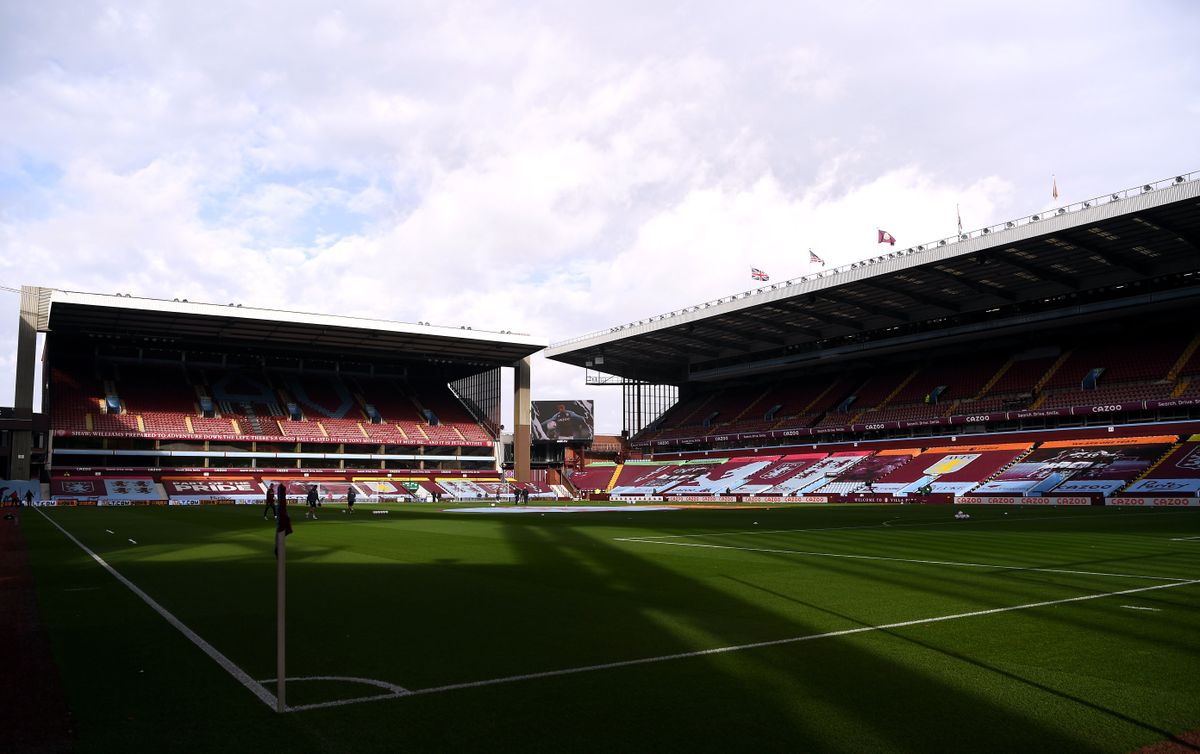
[
  {"left": 512, "top": 356, "right": 531, "bottom": 483},
  {"left": 10, "top": 286, "right": 40, "bottom": 480}
]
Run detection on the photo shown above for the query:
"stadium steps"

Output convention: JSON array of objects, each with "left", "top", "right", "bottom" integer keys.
[
  {"left": 1167, "top": 333, "right": 1200, "bottom": 381},
  {"left": 1033, "top": 350, "right": 1073, "bottom": 394},
  {"left": 984, "top": 444, "right": 1038, "bottom": 485},
  {"left": 1173, "top": 377, "right": 1192, "bottom": 398},
  {"left": 674, "top": 394, "right": 716, "bottom": 427},
  {"left": 605, "top": 464, "right": 624, "bottom": 491},
  {"left": 878, "top": 369, "right": 920, "bottom": 409},
  {"left": 136, "top": 415, "right": 145, "bottom": 432},
  {"left": 1118, "top": 440, "right": 1184, "bottom": 494},
  {"left": 974, "top": 360, "right": 1014, "bottom": 399},
  {"left": 735, "top": 387, "right": 774, "bottom": 422},
  {"left": 801, "top": 381, "right": 841, "bottom": 415},
  {"left": 85, "top": 413, "right": 93, "bottom": 431}
]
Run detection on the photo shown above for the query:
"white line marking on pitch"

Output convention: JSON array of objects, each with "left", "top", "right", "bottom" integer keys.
[
  {"left": 105, "top": 529, "right": 114, "bottom": 534},
  {"left": 1120, "top": 605, "right": 1161, "bottom": 611},
  {"left": 616, "top": 538, "right": 1193, "bottom": 583},
  {"left": 1170, "top": 535, "right": 1200, "bottom": 542},
  {"left": 36, "top": 508, "right": 277, "bottom": 710},
  {"left": 256, "top": 676, "right": 412, "bottom": 711},
  {"left": 619, "top": 509, "right": 1197, "bottom": 542},
  {"left": 396, "top": 578, "right": 1199, "bottom": 703},
  {"left": 127, "top": 538, "right": 137, "bottom": 545}
]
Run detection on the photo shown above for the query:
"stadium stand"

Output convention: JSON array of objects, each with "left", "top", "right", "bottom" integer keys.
[
  {"left": 872, "top": 443, "right": 1032, "bottom": 495},
  {"left": 47, "top": 360, "right": 495, "bottom": 447},
  {"left": 1123, "top": 436, "right": 1200, "bottom": 495},
  {"left": 973, "top": 436, "right": 1177, "bottom": 497}
]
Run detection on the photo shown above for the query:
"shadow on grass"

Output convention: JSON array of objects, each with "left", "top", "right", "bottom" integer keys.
[{"left": 24, "top": 504, "right": 1200, "bottom": 752}]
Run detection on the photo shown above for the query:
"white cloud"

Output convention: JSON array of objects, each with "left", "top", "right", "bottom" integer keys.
[{"left": 1, "top": 0, "right": 1199, "bottom": 433}]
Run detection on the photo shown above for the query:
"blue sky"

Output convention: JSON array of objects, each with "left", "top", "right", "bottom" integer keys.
[{"left": 1, "top": 0, "right": 1198, "bottom": 432}]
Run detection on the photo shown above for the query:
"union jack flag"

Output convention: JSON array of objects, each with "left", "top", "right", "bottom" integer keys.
[{"left": 751, "top": 267, "right": 770, "bottom": 281}]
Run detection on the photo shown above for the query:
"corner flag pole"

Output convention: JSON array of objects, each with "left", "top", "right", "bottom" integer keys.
[{"left": 276, "top": 528, "right": 286, "bottom": 713}]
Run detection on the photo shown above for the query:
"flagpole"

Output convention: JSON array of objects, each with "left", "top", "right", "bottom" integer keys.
[{"left": 276, "top": 529, "right": 286, "bottom": 713}]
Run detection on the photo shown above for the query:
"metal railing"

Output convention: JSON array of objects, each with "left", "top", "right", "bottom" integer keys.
[{"left": 548, "top": 170, "right": 1197, "bottom": 350}]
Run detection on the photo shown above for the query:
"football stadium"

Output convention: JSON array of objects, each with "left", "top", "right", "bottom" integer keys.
[{"left": 3, "top": 171, "right": 1200, "bottom": 752}]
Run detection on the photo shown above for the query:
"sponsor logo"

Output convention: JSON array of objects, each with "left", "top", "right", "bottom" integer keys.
[
  {"left": 964, "top": 415, "right": 990, "bottom": 423},
  {"left": 168, "top": 500, "right": 201, "bottom": 506},
  {"left": 862, "top": 423, "right": 885, "bottom": 431},
  {"left": 1091, "top": 404, "right": 1123, "bottom": 413},
  {"left": 956, "top": 496, "right": 1023, "bottom": 505},
  {"left": 96, "top": 501, "right": 133, "bottom": 507},
  {"left": 1047, "top": 497, "right": 1091, "bottom": 506},
  {"left": 1129, "top": 480, "right": 1190, "bottom": 491}
]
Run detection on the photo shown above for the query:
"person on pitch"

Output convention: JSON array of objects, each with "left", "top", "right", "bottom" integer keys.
[
  {"left": 346, "top": 485, "right": 356, "bottom": 514},
  {"left": 263, "top": 481, "right": 276, "bottom": 520},
  {"left": 306, "top": 484, "right": 319, "bottom": 520}
]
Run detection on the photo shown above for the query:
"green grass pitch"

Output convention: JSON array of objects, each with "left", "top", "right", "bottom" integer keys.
[{"left": 22, "top": 503, "right": 1200, "bottom": 752}]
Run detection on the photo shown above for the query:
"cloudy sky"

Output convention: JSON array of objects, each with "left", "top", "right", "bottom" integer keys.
[{"left": 1, "top": 1, "right": 1198, "bottom": 433}]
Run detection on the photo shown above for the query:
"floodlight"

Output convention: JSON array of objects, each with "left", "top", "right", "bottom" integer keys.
[
  {"left": 982, "top": 228, "right": 989, "bottom": 234},
  {"left": 1175, "top": 176, "right": 1185, "bottom": 184},
  {"left": 1005, "top": 222, "right": 1015, "bottom": 228},
  {"left": 1030, "top": 214, "right": 1039, "bottom": 221},
  {"left": 1143, "top": 185, "right": 1152, "bottom": 192},
  {"left": 1056, "top": 208, "right": 1066, "bottom": 215}
]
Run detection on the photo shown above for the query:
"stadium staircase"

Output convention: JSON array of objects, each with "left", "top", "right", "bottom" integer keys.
[
  {"left": 1173, "top": 378, "right": 1192, "bottom": 398},
  {"left": 1028, "top": 351, "right": 1073, "bottom": 409},
  {"left": 974, "top": 360, "right": 1014, "bottom": 401},
  {"left": 981, "top": 445, "right": 1038, "bottom": 487},
  {"left": 605, "top": 463, "right": 624, "bottom": 492},
  {"left": 735, "top": 386, "right": 775, "bottom": 422},
  {"left": 674, "top": 394, "right": 716, "bottom": 427},
  {"left": 236, "top": 402, "right": 266, "bottom": 435},
  {"left": 850, "top": 369, "right": 919, "bottom": 423},
  {"left": 1117, "top": 439, "right": 1184, "bottom": 494},
  {"left": 1168, "top": 333, "right": 1200, "bottom": 381}
]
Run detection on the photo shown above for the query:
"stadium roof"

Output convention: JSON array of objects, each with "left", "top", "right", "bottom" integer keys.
[
  {"left": 545, "top": 171, "right": 1200, "bottom": 384},
  {"left": 38, "top": 289, "right": 547, "bottom": 366}
]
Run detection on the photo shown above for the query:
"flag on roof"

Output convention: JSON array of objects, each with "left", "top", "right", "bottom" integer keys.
[
  {"left": 751, "top": 267, "right": 770, "bottom": 281},
  {"left": 878, "top": 230, "right": 896, "bottom": 246},
  {"left": 275, "top": 497, "right": 293, "bottom": 558},
  {"left": 1052, "top": 175, "right": 1059, "bottom": 201},
  {"left": 809, "top": 249, "right": 825, "bottom": 265},
  {"left": 957, "top": 204, "right": 963, "bottom": 235}
]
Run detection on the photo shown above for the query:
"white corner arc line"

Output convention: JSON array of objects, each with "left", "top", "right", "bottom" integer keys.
[
  {"left": 402, "top": 578, "right": 1199, "bottom": 701},
  {"left": 255, "top": 676, "right": 412, "bottom": 712},
  {"left": 617, "top": 539, "right": 1194, "bottom": 583},
  {"left": 36, "top": 508, "right": 277, "bottom": 710}
]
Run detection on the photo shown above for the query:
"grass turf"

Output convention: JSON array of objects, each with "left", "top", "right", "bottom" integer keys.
[{"left": 21, "top": 502, "right": 1200, "bottom": 753}]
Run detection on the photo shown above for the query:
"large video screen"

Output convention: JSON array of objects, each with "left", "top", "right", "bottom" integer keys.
[{"left": 531, "top": 400, "right": 594, "bottom": 442}]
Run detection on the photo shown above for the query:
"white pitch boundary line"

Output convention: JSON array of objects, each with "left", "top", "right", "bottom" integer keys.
[
  {"left": 396, "top": 578, "right": 1200, "bottom": 702},
  {"left": 256, "top": 676, "right": 412, "bottom": 712},
  {"left": 36, "top": 508, "right": 278, "bottom": 710},
  {"left": 614, "top": 538, "right": 1195, "bottom": 583},
  {"left": 620, "top": 509, "right": 1197, "bottom": 542},
  {"left": 1170, "top": 535, "right": 1200, "bottom": 541}
]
